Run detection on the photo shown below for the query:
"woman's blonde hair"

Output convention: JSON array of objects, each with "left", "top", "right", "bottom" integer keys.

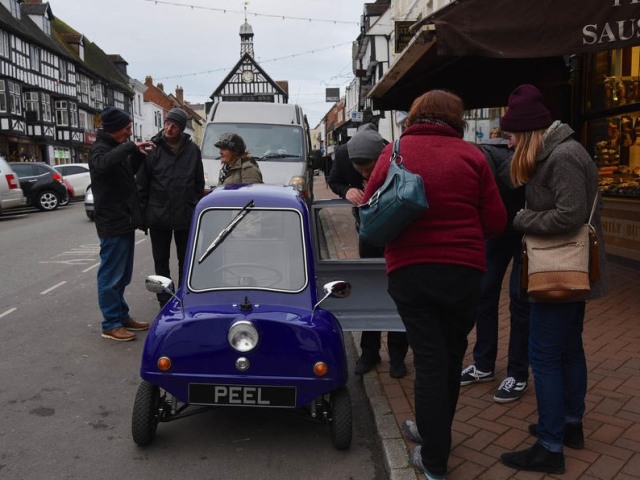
[{"left": 510, "top": 130, "right": 545, "bottom": 186}]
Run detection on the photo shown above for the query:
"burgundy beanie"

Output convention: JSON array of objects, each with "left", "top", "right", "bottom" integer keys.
[{"left": 500, "top": 84, "right": 553, "bottom": 132}]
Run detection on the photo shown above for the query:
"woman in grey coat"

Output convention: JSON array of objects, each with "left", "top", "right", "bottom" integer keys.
[{"left": 498, "top": 85, "right": 608, "bottom": 475}]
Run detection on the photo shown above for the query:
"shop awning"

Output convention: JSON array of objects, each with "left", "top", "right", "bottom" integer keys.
[{"left": 369, "top": 0, "right": 639, "bottom": 111}]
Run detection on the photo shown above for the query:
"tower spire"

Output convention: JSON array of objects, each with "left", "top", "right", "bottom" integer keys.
[{"left": 240, "top": 1, "right": 254, "bottom": 58}]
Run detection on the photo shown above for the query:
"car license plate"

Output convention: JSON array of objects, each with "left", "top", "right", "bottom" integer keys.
[{"left": 189, "top": 384, "right": 296, "bottom": 407}]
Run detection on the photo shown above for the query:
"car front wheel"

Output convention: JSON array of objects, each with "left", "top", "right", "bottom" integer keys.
[{"left": 37, "top": 190, "right": 60, "bottom": 211}]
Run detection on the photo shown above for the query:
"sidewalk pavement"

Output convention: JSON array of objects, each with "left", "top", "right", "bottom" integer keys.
[{"left": 314, "top": 174, "right": 640, "bottom": 480}]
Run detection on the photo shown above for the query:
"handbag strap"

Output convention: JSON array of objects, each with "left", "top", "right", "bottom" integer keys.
[
  {"left": 390, "top": 138, "right": 401, "bottom": 164},
  {"left": 587, "top": 192, "right": 598, "bottom": 226}
]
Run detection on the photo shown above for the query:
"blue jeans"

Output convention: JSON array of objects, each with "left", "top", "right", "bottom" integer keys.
[
  {"left": 473, "top": 236, "right": 530, "bottom": 380},
  {"left": 529, "top": 301, "right": 587, "bottom": 453},
  {"left": 97, "top": 232, "right": 135, "bottom": 331}
]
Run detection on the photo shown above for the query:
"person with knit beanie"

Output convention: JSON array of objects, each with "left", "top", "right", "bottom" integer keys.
[
  {"left": 328, "top": 124, "right": 410, "bottom": 380},
  {"left": 137, "top": 106, "right": 204, "bottom": 308},
  {"left": 499, "top": 85, "right": 609, "bottom": 474},
  {"left": 89, "top": 107, "right": 156, "bottom": 341}
]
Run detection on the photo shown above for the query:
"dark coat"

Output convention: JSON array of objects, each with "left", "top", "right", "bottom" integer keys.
[
  {"left": 477, "top": 140, "right": 525, "bottom": 240},
  {"left": 89, "top": 130, "right": 144, "bottom": 238},
  {"left": 327, "top": 143, "right": 364, "bottom": 197},
  {"left": 137, "top": 132, "right": 205, "bottom": 231}
]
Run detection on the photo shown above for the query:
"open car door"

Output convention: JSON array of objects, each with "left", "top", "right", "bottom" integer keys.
[{"left": 311, "top": 199, "right": 404, "bottom": 332}]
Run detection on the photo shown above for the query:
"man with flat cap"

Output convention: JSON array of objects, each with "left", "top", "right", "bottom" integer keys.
[
  {"left": 90, "top": 106, "right": 155, "bottom": 341},
  {"left": 137, "top": 107, "right": 205, "bottom": 308}
]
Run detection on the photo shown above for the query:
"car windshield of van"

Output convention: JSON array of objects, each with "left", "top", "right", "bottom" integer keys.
[
  {"left": 188, "top": 207, "right": 308, "bottom": 293},
  {"left": 202, "top": 124, "right": 304, "bottom": 162}
]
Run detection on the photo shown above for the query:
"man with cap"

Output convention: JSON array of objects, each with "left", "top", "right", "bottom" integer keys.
[
  {"left": 89, "top": 106, "right": 155, "bottom": 341},
  {"left": 215, "top": 132, "right": 263, "bottom": 185},
  {"left": 328, "top": 124, "right": 409, "bottom": 379},
  {"left": 137, "top": 107, "right": 205, "bottom": 308}
]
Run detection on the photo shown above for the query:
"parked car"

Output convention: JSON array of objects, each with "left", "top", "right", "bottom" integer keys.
[
  {"left": 0, "top": 155, "right": 26, "bottom": 215},
  {"left": 59, "top": 179, "right": 74, "bottom": 206},
  {"left": 132, "top": 185, "right": 358, "bottom": 450},
  {"left": 9, "top": 162, "right": 68, "bottom": 211},
  {"left": 54, "top": 163, "right": 90, "bottom": 198},
  {"left": 84, "top": 185, "right": 94, "bottom": 220}
]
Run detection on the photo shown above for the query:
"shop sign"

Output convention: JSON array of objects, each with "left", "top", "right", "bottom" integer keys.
[
  {"left": 395, "top": 21, "right": 415, "bottom": 53},
  {"left": 84, "top": 132, "right": 96, "bottom": 144},
  {"left": 325, "top": 88, "right": 340, "bottom": 102}
]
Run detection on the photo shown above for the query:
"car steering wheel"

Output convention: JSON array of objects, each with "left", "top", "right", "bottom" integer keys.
[{"left": 213, "top": 263, "right": 283, "bottom": 287}]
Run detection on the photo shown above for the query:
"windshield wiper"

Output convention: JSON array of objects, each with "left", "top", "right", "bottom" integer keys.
[
  {"left": 258, "top": 153, "right": 300, "bottom": 160},
  {"left": 198, "top": 200, "right": 254, "bottom": 264}
]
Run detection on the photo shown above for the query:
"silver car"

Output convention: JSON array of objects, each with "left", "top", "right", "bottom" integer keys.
[{"left": 0, "top": 155, "right": 27, "bottom": 214}]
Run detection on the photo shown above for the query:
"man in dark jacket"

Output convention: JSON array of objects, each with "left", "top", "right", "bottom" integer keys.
[
  {"left": 328, "top": 124, "right": 409, "bottom": 379},
  {"left": 460, "top": 136, "right": 531, "bottom": 402},
  {"left": 137, "top": 107, "right": 205, "bottom": 307},
  {"left": 89, "top": 106, "right": 155, "bottom": 341}
]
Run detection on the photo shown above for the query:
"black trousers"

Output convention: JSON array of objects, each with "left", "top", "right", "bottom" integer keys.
[
  {"left": 358, "top": 232, "right": 409, "bottom": 364},
  {"left": 388, "top": 263, "right": 481, "bottom": 477},
  {"left": 149, "top": 228, "right": 189, "bottom": 302}
]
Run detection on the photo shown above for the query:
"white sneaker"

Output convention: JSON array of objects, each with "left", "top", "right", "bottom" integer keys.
[{"left": 460, "top": 364, "right": 494, "bottom": 386}]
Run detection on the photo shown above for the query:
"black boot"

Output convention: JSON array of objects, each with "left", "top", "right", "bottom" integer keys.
[
  {"left": 528, "top": 423, "right": 584, "bottom": 449},
  {"left": 354, "top": 353, "right": 381, "bottom": 375},
  {"left": 500, "top": 442, "right": 565, "bottom": 474}
]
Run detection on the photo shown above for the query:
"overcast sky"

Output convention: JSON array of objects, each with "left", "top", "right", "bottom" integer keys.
[{"left": 48, "top": 0, "right": 366, "bottom": 126}]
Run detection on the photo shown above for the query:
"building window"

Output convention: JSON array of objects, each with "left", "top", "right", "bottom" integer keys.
[
  {"left": 113, "top": 90, "right": 125, "bottom": 109},
  {"left": 154, "top": 110, "right": 162, "bottom": 128},
  {"left": 59, "top": 61, "right": 67, "bottom": 83},
  {"left": 43, "top": 19, "right": 51, "bottom": 37},
  {"left": 10, "top": 0, "right": 20, "bottom": 20},
  {"left": 9, "top": 82, "right": 21, "bottom": 115},
  {"left": 94, "top": 83, "right": 104, "bottom": 110},
  {"left": 78, "top": 76, "right": 90, "bottom": 105},
  {"left": 55, "top": 100, "right": 69, "bottom": 126},
  {"left": 0, "top": 80, "right": 6, "bottom": 112},
  {"left": 69, "top": 102, "right": 78, "bottom": 127},
  {"left": 29, "top": 45, "right": 40, "bottom": 72},
  {"left": 0, "top": 30, "right": 9, "bottom": 59},
  {"left": 24, "top": 91, "right": 40, "bottom": 121},
  {"left": 41, "top": 93, "right": 52, "bottom": 122}
]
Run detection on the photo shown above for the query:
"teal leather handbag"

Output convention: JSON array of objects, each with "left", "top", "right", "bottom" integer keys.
[{"left": 358, "top": 139, "right": 428, "bottom": 247}]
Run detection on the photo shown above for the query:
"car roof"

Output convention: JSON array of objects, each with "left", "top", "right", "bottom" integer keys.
[{"left": 198, "top": 184, "right": 305, "bottom": 212}]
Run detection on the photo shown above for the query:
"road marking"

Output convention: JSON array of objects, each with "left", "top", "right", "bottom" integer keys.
[
  {"left": 135, "top": 238, "right": 147, "bottom": 245},
  {"left": 40, "top": 281, "right": 67, "bottom": 295},
  {"left": 82, "top": 262, "right": 100, "bottom": 273},
  {"left": 0, "top": 307, "right": 17, "bottom": 319}
]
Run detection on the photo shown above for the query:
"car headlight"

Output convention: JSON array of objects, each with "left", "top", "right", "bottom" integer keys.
[
  {"left": 228, "top": 320, "right": 259, "bottom": 352},
  {"left": 288, "top": 176, "right": 306, "bottom": 191}
]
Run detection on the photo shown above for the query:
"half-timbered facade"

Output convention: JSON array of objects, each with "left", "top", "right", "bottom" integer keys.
[
  {"left": 0, "top": 0, "right": 132, "bottom": 165},
  {"left": 209, "top": 19, "right": 288, "bottom": 106}
]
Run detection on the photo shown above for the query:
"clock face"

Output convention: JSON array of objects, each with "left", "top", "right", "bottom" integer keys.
[{"left": 241, "top": 70, "right": 254, "bottom": 83}]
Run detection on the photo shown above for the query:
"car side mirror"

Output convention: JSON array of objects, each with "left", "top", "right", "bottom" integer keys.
[
  {"left": 145, "top": 275, "right": 183, "bottom": 310},
  {"left": 313, "top": 280, "right": 352, "bottom": 312}
]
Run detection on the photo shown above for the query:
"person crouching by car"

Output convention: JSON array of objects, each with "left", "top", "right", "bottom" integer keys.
[
  {"left": 137, "top": 107, "right": 205, "bottom": 308},
  {"left": 89, "top": 106, "right": 155, "bottom": 342},
  {"left": 216, "top": 132, "right": 263, "bottom": 185}
]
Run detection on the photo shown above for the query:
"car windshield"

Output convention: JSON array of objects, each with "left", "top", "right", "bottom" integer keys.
[
  {"left": 202, "top": 123, "right": 304, "bottom": 162},
  {"left": 188, "top": 207, "right": 308, "bottom": 293}
]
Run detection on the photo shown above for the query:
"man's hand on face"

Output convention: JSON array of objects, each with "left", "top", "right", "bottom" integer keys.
[{"left": 345, "top": 187, "right": 365, "bottom": 206}]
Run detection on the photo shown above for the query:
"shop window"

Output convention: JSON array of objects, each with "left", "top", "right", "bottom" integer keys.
[{"left": 585, "top": 46, "right": 640, "bottom": 197}]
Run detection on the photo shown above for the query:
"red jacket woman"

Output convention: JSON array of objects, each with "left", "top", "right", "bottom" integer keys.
[{"left": 362, "top": 90, "right": 506, "bottom": 479}]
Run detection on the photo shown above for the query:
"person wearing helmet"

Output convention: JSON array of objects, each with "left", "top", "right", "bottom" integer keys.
[{"left": 215, "top": 132, "right": 263, "bottom": 185}]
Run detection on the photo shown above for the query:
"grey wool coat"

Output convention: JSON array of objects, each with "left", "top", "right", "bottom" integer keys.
[{"left": 513, "top": 121, "right": 609, "bottom": 299}]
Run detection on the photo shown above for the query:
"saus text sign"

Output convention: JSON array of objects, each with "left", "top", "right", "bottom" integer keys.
[{"left": 583, "top": 0, "right": 640, "bottom": 46}]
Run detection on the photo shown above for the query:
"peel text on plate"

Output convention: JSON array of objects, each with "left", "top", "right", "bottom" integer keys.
[{"left": 214, "top": 386, "right": 270, "bottom": 405}]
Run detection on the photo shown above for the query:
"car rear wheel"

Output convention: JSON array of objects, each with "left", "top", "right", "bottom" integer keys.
[
  {"left": 37, "top": 190, "right": 59, "bottom": 211},
  {"left": 329, "top": 387, "right": 352, "bottom": 450},
  {"left": 132, "top": 381, "right": 161, "bottom": 446}
]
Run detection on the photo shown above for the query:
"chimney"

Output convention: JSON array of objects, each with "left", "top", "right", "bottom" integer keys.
[
  {"left": 157, "top": 83, "right": 164, "bottom": 92},
  {"left": 145, "top": 76, "right": 153, "bottom": 87},
  {"left": 175, "top": 86, "right": 184, "bottom": 104}
]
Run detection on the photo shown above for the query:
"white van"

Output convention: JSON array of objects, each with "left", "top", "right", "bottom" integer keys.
[
  {"left": 200, "top": 102, "right": 321, "bottom": 201},
  {"left": 0, "top": 154, "right": 26, "bottom": 215}
]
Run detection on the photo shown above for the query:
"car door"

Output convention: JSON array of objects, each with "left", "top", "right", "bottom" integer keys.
[
  {"left": 55, "top": 164, "right": 90, "bottom": 196},
  {"left": 9, "top": 163, "right": 37, "bottom": 197},
  {"left": 311, "top": 199, "right": 404, "bottom": 332}
]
